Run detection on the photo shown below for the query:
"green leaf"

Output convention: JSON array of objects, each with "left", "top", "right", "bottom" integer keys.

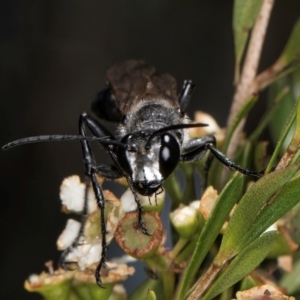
[
  {"left": 250, "top": 86, "right": 289, "bottom": 143},
  {"left": 240, "top": 169, "right": 300, "bottom": 248},
  {"left": 289, "top": 96, "right": 300, "bottom": 152},
  {"left": 202, "top": 231, "right": 277, "bottom": 300},
  {"left": 218, "top": 164, "right": 299, "bottom": 259},
  {"left": 253, "top": 141, "right": 268, "bottom": 171},
  {"left": 267, "top": 96, "right": 300, "bottom": 173},
  {"left": 276, "top": 18, "right": 300, "bottom": 67},
  {"left": 266, "top": 94, "right": 297, "bottom": 173},
  {"left": 233, "top": 0, "right": 263, "bottom": 82},
  {"left": 268, "top": 77, "right": 295, "bottom": 140},
  {"left": 291, "top": 64, "right": 300, "bottom": 98},
  {"left": 177, "top": 173, "right": 244, "bottom": 300}
]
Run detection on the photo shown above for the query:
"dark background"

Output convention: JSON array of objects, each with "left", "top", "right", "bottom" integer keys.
[{"left": 1, "top": 1, "right": 299, "bottom": 299}]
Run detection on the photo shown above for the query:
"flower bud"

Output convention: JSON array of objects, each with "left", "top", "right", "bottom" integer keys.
[
  {"left": 170, "top": 205, "right": 199, "bottom": 238},
  {"left": 57, "top": 219, "right": 81, "bottom": 250}
]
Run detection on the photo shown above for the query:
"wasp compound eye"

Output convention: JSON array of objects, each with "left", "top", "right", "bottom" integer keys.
[
  {"left": 116, "top": 135, "right": 132, "bottom": 176},
  {"left": 159, "top": 134, "right": 180, "bottom": 178}
]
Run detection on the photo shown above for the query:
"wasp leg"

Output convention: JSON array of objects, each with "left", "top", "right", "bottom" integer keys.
[
  {"left": 181, "top": 135, "right": 263, "bottom": 177},
  {"left": 204, "top": 143, "right": 263, "bottom": 176},
  {"left": 59, "top": 112, "right": 119, "bottom": 287},
  {"left": 178, "top": 80, "right": 194, "bottom": 114},
  {"left": 128, "top": 181, "right": 151, "bottom": 236},
  {"left": 90, "top": 168, "right": 108, "bottom": 287},
  {"left": 95, "top": 164, "right": 123, "bottom": 179}
]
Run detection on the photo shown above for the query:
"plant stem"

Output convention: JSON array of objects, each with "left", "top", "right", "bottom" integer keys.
[
  {"left": 169, "top": 237, "right": 189, "bottom": 260},
  {"left": 175, "top": 239, "right": 197, "bottom": 264},
  {"left": 226, "top": 0, "right": 274, "bottom": 160},
  {"left": 187, "top": 262, "right": 222, "bottom": 300},
  {"left": 161, "top": 271, "right": 175, "bottom": 300}
]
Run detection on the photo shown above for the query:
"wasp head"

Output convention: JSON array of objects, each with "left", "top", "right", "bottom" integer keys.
[{"left": 116, "top": 131, "right": 180, "bottom": 196}]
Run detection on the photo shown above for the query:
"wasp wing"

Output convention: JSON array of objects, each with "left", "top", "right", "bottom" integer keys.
[
  {"left": 92, "top": 60, "right": 178, "bottom": 122},
  {"left": 109, "top": 60, "right": 179, "bottom": 113}
]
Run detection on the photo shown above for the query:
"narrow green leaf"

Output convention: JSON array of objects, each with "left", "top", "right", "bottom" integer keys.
[
  {"left": 233, "top": 0, "right": 263, "bottom": 82},
  {"left": 288, "top": 96, "right": 300, "bottom": 152},
  {"left": 266, "top": 96, "right": 297, "bottom": 173},
  {"left": 219, "top": 164, "right": 299, "bottom": 258},
  {"left": 249, "top": 86, "right": 289, "bottom": 142},
  {"left": 202, "top": 231, "right": 277, "bottom": 300},
  {"left": 276, "top": 18, "right": 300, "bottom": 67},
  {"left": 268, "top": 78, "right": 294, "bottom": 145},
  {"left": 253, "top": 141, "right": 268, "bottom": 171},
  {"left": 291, "top": 64, "right": 300, "bottom": 98},
  {"left": 240, "top": 169, "right": 300, "bottom": 248},
  {"left": 288, "top": 201, "right": 300, "bottom": 245},
  {"left": 291, "top": 149, "right": 300, "bottom": 165},
  {"left": 177, "top": 173, "right": 244, "bottom": 300}
]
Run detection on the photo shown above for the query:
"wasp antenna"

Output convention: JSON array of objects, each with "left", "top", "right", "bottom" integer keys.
[
  {"left": 2, "top": 135, "right": 132, "bottom": 151},
  {"left": 145, "top": 123, "right": 208, "bottom": 149}
]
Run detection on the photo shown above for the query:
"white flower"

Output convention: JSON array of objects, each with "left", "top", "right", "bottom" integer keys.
[
  {"left": 120, "top": 189, "right": 138, "bottom": 212},
  {"left": 66, "top": 243, "right": 102, "bottom": 270},
  {"left": 59, "top": 175, "right": 97, "bottom": 213},
  {"left": 57, "top": 219, "right": 81, "bottom": 250}
]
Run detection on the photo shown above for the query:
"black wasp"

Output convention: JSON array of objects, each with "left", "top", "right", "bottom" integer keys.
[{"left": 3, "top": 60, "right": 261, "bottom": 286}]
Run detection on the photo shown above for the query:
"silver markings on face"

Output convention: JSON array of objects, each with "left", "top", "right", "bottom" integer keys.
[
  {"left": 126, "top": 141, "right": 163, "bottom": 185},
  {"left": 142, "top": 164, "right": 162, "bottom": 182}
]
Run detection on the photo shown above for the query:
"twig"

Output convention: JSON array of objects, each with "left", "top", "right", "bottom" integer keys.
[{"left": 226, "top": 0, "right": 274, "bottom": 161}]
